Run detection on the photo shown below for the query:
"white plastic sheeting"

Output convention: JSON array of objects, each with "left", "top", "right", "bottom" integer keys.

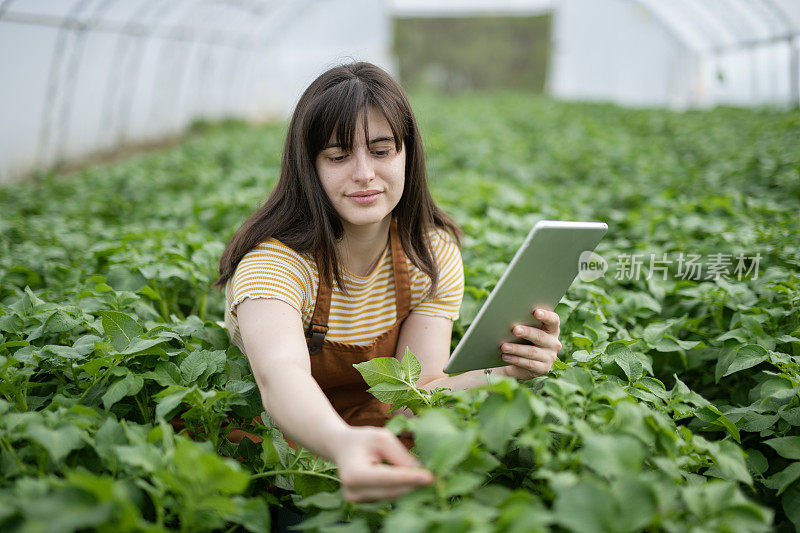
[
  {"left": 389, "top": 0, "right": 556, "bottom": 18},
  {"left": 548, "top": 0, "right": 800, "bottom": 109},
  {"left": 0, "top": 0, "right": 393, "bottom": 183}
]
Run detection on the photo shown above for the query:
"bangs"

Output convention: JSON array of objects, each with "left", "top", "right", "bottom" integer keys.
[{"left": 306, "top": 78, "right": 406, "bottom": 157}]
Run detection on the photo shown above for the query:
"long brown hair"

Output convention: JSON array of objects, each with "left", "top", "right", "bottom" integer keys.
[{"left": 214, "top": 61, "right": 461, "bottom": 295}]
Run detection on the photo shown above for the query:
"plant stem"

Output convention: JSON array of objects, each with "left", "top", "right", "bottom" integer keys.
[
  {"left": 434, "top": 476, "right": 449, "bottom": 510},
  {"left": 250, "top": 469, "right": 339, "bottom": 483},
  {"left": 407, "top": 382, "right": 432, "bottom": 408},
  {"left": 198, "top": 291, "right": 208, "bottom": 322},
  {"left": 78, "top": 358, "right": 121, "bottom": 403},
  {"left": 134, "top": 392, "right": 149, "bottom": 424},
  {"left": 0, "top": 436, "right": 26, "bottom": 473},
  {"left": 287, "top": 451, "right": 302, "bottom": 471},
  {"left": 154, "top": 281, "right": 169, "bottom": 321}
]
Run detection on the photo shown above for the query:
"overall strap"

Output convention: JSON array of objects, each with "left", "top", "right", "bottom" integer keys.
[
  {"left": 307, "top": 219, "right": 410, "bottom": 354},
  {"left": 389, "top": 219, "right": 411, "bottom": 318},
  {"left": 307, "top": 258, "right": 332, "bottom": 355}
]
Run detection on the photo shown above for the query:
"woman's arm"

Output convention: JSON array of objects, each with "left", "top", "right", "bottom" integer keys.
[
  {"left": 395, "top": 312, "right": 489, "bottom": 391},
  {"left": 236, "top": 297, "right": 433, "bottom": 501},
  {"left": 237, "top": 298, "right": 349, "bottom": 457},
  {"left": 396, "top": 308, "right": 562, "bottom": 392}
]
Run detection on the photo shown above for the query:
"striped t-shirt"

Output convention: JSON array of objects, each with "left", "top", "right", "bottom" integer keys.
[{"left": 225, "top": 227, "right": 464, "bottom": 351}]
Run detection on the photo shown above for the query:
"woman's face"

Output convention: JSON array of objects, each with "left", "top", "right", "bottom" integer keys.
[{"left": 315, "top": 106, "right": 405, "bottom": 234}]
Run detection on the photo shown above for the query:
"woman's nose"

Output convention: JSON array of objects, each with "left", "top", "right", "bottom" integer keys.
[{"left": 352, "top": 148, "right": 375, "bottom": 182}]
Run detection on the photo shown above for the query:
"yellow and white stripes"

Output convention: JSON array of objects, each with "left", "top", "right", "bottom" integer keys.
[{"left": 225, "top": 228, "right": 463, "bottom": 350}]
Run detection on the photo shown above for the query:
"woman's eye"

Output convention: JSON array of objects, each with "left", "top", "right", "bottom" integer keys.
[
  {"left": 328, "top": 154, "right": 347, "bottom": 162},
  {"left": 373, "top": 149, "right": 391, "bottom": 156}
]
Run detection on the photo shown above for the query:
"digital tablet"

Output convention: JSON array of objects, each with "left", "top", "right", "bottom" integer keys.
[{"left": 443, "top": 220, "right": 608, "bottom": 374}]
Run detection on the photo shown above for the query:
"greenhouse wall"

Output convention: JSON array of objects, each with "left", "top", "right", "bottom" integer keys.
[
  {"left": 0, "top": 0, "right": 393, "bottom": 184},
  {"left": 548, "top": 0, "right": 800, "bottom": 110}
]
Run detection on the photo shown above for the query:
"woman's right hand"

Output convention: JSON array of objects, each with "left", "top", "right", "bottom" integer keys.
[{"left": 331, "top": 426, "right": 434, "bottom": 502}]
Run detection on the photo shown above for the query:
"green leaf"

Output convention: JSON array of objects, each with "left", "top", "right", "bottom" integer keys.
[
  {"left": 101, "top": 371, "right": 143, "bottom": 409},
  {"left": 399, "top": 347, "right": 422, "bottom": 384},
  {"left": 744, "top": 448, "right": 769, "bottom": 475},
  {"left": 695, "top": 404, "right": 741, "bottom": 443},
  {"left": 353, "top": 356, "right": 405, "bottom": 387},
  {"left": 105, "top": 264, "right": 147, "bottom": 292},
  {"left": 180, "top": 350, "right": 210, "bottom": 383},
  {"left": 40, "top": 344, "right": 84, "bottom": 361},
  {"left": 443, "top": 471, "right": 484, "bottom": 498},
  {"left": 765, "top": 462, "right": 800, "bottom": 495},
  {"left": 71, "top": 334, "right": 101, "bottom": 356},
  {"left": 612, "top": 348, "right": 643, "bottom": 382},
  {"left": 142, "top": 361, "right": 183, "bottom": 387},
  {"left": 223, "top": 496, "right": 271, "bottom": 533},
  {"left": 410, "top": 410, "right": 475, "bottom": 473},
  {"left": 113, "top": 444, "right": 164, "bottom": 472},
  {"left": 197, "top": 350, "right": 227, "bottom": 382},
  {"left": 709, "top": 440, "right": 752, "bottom": 485},
  {"left": 715, "top": 344, "right": 768, "bottom": 382},
  {"left": 100, "top": 311, "right": 142, "bottom": 351},
  {"left": 579, "top": 434, "right": 644, "bottom": 478},
  {"left": 717, "top": 328, "right": 750, "bottom": 343},
  {"left": 155, "top": 387, "right": 191, "bottom": 420},
  {"left": 610, "top": 476, "right": 657, "bottom": 532},
  {"left": 171, "top": 438, "right": 250, "bottom": 495},
  {"left": 570, "top": 332, "right": 593, "bottom": 350},
  {"left": 779, "top": 407, "right": 800, "bottom": 426},
  {"left": 477, "top": 388, "right": 532, "bottom": 453},
  {"left": 25, "top": 424, "right": 85, "bottom": 463},
  {"left": 44, "top": 309, "right": 82, "bottom": 333},
  {"left": 366, "top": 382, "right": 417, "bottom": 406},
  {"left": 642, "top": 322, "right": 670, "bottom": 346},
  {"left": 765, "top": 436, "right": 800, "bottom": 460},
  {"left": 119, "top": 337, "right": 168, "bottom": 355},
  {"left": 737, "top": 410, "right": 780, "bottom": 432},
  {"left": 383, "top": 509, "right": 429, "bottom": 533},
  {"left": 553, "top": 480, "right": 616, "bottom": 533},
  {"left": 652, "top": 335, "right": 701, "bottom": 353},
  {"left": 93, "top": 417, "right": 126, "bottom": 450},
  {"left": 296, "top": 490, "right": 343, "bottom": 510},
  {"left": 782, "top": 482, "right": 800, "bottom": 530},
  {"left": 569, "top": 350, "right": 595, "bottom": 363}
]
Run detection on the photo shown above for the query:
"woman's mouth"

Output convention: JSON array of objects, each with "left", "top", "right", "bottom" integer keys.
[{"left": 347, "top": 190, "right": 381, "bottom": 204}]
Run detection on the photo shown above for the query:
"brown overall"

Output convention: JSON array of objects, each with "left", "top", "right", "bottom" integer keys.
[{"left": 223, "top": 219, "right": 415, "bottom": 451}]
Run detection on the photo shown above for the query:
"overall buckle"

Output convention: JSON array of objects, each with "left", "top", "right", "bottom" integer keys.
[{"left": 307, "top": 322, "right": 328, "bottom": 355}]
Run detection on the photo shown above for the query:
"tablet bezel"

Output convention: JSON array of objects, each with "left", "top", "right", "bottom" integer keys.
[{"left": 443, "top": 220, "right": 608, "bottom": 375}]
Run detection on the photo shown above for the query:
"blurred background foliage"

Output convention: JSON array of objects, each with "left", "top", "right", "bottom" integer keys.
[{"left": 393, "top": 15, "right": 551, "bottom": 93}]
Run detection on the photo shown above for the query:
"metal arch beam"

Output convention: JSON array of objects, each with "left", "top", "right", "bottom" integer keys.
[
  {"left": 689, "top": 0, "right": 739, "bottom": 49},
  {"left": 101, "top": 0, "right": 163, "bottom": 143},
  {"left": 54, "top": 0, "right": 119, "bottom": 162},
  {"left": 762, "top": 0, "right": 800, "bottom": 106},
  {"left": 37, "top": 0, "right": 94, "bottom": 168},
  {"left": 249, "top": 0, "right": 328, "bottom": 48},
  {"left": 0, "top": 1, "right": 289, "bottom": 51},
  {"left": 0, "top": 0, "right": 17, "bottom": 19},
  {"left": 637, "top": 0, "right": 709, "bottom": 54}
]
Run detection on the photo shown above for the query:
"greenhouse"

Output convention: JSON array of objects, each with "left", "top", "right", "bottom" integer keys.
[
  {"left": 549, "top": 0, "right": 800, "bottom": 108},
  {"left": 1, "top": 1, "right": 799, "bottom": 532}
]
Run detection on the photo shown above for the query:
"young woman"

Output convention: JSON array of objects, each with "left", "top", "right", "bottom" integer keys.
[{"left": 215, "top": 62, "right": 562, "bottom": 504}]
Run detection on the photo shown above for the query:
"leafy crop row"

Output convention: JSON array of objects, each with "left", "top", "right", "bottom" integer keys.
[{"left": 1, "top": 93, "right": 798, "bottom": 532}]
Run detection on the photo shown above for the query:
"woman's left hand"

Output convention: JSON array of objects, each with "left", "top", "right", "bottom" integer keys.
[{"left": 498, "top": 308, "right": 562, "bottom": 380}]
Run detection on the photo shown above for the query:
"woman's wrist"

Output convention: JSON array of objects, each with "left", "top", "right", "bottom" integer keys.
[
  {"left": 484, "top": 366, "right": 508, "bottom": 384},
  {"left": 419, "top": 367, "right": 505, "bottom": 392},
  {"left": 328, "top": 424, "right": 358, "bottom": 464}
]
